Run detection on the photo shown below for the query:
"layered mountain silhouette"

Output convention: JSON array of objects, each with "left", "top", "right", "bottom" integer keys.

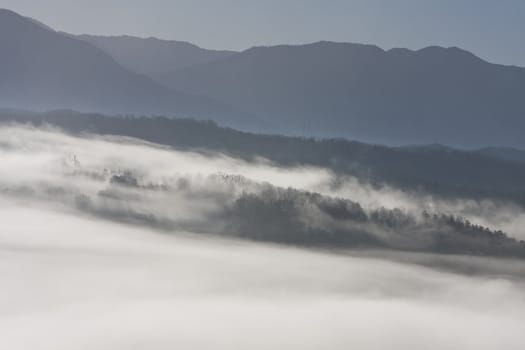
[
  {"left": 158, "top": 42, "right": 525, "bottom": 148},
  {"left": 0, "top": 9, "right": 252, "bottom": 127},
  {"left": 2, "top": 8, "right": 525, "bottom": 148},
  {"left": 76, "top": 34, "right": 236, "bottom": 77}
]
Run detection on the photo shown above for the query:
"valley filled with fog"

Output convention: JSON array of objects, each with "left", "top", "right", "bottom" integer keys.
[
  {"left": 2, "top": 3, "right": 525, "bottom": 349},
  {"left": 2, "top": 124, "right": 525, "bottom": 349}
]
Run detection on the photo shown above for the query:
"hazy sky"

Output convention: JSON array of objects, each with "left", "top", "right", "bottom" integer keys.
[{"left": 1, "top": 0, "right": 524, "bottom": 66}]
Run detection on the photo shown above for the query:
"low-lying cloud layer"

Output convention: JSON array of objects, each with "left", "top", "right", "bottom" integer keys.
[
  {"left": 323, "top": 176, "right": 525, "bottom": 240},
  {"left": 1, "top": 125, "right": 524, "bottom": 253},
  {"left": 2, "top": 124, "right": 525, "bottom": 241},
  {"left": 1, "top": 125, "right": 525, "bottom": 349},
  {"left": 2, "top": 203, "right": 525, "bottom": 350}
]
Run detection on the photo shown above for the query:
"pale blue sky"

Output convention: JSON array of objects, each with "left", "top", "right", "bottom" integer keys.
[{"left": 1, "top": 0, "right": 524, "bottom": 66}]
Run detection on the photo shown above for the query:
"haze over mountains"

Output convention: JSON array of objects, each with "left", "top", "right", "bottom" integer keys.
[
  {"left": 3, "top": 6, "right": 525, "bottom": 348},
  {"left": 3, "top": 110, "right": 525, "bottom": 256},
  {"left": 1, "top": 8, "right": 525, "bottom": 148},
  {"left": 160, "top": 42, "right": 525, "bottom": 148},
  {"left": 76, "top": 34, "right": 236, "bottom": 77},
  {"left": 0, "top": 9, "right": 250, "bottom": 127}
]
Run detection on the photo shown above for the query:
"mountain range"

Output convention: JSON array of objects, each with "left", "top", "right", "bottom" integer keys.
[
  {"left": 0, "top": 9, "right": 252, "bottom": 128},
  {"left": 1, "top": 8, "right": 525, "bottom": 148},
  {"left": 75, "top": 34, "right": 236, "bottom": 77},
  {"left": 158, "top": 42, "right": 525, "bottom": 148}
]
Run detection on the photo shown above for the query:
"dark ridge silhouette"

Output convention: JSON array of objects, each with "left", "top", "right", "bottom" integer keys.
[
  {"left": 158, "top": 40, "right": 525, "bottom": 148},
  {"left": 2, "top": 109, "right": 525, "bottom": 206},
  {"left": 223, "top": 187, "right": 525, "bottom": 258},
  {"left": 0, "top": 9, "right": 255, "bottom": 128},
  {"left": 475, "top": 147, "right": 525, "bottom": 165},
  {"left": 3, "top": 9, "right": 524, "bottom": 148},
  {"left": 67, "top": 169, "right": 525, "bottom": 258},
  {"left": 8, "top": 157, "right": 522, "bottom": 258},
  {"left": 396, "top": 144, "right": 458, "bottom": 153},
  {"left": 24, "top": 14, "right": 56, "bottom": 32},
  {"left": 399, "top": 143, "right": 525, "bottom": 165},
  {"left": 76, "top": 34, "right": 236, "bottom": 77}
]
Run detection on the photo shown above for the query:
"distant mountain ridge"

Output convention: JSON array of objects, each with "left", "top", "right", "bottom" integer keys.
[
  {"left": 157, "top": 41, "right": 525, "bottom": 148},
  {"left": 76, "top": 34, "right": 236, "bottom": 76},
  {"left": 476, "top": 147, "right": 525, "bottom": 164},
  {"left": 0, "top": 9, "right": 256, "bottom": 128},
  {"left": 399, "top": 143, "right": 525, "bottom": 165},
  {"left": 2, "top": 8, "right": 525, "bottom": 148}
]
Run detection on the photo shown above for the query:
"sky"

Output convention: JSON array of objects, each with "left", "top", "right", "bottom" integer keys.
[{"left": 0, "top": 0, "right": 524, "bottom": 66}]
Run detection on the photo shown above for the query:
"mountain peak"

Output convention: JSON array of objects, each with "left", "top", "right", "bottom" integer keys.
[
  {"left": 0, "top": 10, "right": 249, "bottom": 125},
  {"left": 244, "top": 40, "right": 385, "bottom": 53},
  {"left": 77, "top": 34, "right": 236, "bottom": 76},
  {"left": 159, "top": 39, "right": 525, "bottom": 148},
  {"left": 0, "top": 8, "right": 26, "bottom": 23},
  {"left": 0, "top": 8, "right": 55, "bottom": 33},
  {"left": 0, "top": 8, "right": 19, "bottom": 16},
  {"left": 388, "top": 45, "right": 485, "bottom": 63}
]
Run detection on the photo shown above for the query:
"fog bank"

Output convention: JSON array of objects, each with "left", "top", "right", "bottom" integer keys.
[
  {"left": 2, "top": 204, "right": 525, "bottom": 350},
  {"left": 2, "top": 125, "right": 525, "bottom": 348}
]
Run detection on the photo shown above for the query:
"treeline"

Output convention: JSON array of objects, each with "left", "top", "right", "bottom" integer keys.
[
  {"left": 62, "top": 167, "right": 525, "bottom": 258},
  {"left": 223, "top": 186, "right": 525, "bottom": 257},
  {"left": 2, "top": 109, "right": 525, "bottom": 206}
]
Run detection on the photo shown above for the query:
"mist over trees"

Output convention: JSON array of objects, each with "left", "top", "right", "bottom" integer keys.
[
  {"left": 3, "top": 110, "right": 525, "bottom": 207},
  {"left": 1, "top": 119, "right": 524, "bottom": 258},
  {"left": 2, "top": 6, "right": 525, "bottom": 350},
  {"left": 49, "top": 164, "right": 525, "bottom": 258},
  {"left": 224, "top": 186, "right": 524, "bottom": 257}
]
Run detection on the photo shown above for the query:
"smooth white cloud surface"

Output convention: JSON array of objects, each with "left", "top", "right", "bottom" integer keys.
[{"left": 1, "top": 204, "right": 525, "bottom": 349}]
